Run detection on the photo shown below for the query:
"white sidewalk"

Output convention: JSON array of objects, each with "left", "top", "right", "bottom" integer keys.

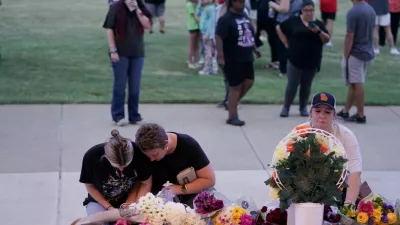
[{"left": 0, "top": 104, "right": 399, "bottom": 225}]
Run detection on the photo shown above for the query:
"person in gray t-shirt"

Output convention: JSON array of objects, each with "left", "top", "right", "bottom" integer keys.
[
  {"left": 337, "top": 0, "right": 375, "bottom": 124},
  {"left": 367, "top": 0, "right": 400, "bottom": 55}
]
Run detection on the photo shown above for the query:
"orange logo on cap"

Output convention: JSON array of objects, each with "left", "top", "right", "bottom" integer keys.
[{"left": 320, "top": 93, "right": 328, "bottom": 101}]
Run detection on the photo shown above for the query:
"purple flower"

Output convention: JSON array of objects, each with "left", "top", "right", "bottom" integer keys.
[
  {"left": 368, "top": 217, "right": 374, "bottom": 225},
  {"left": 382, "top": 216, "right": 389, "bottom": 223},
  {"left": 193, "top": 191, "right": 224, "bottom": 214},
  {"left": 388, "top": 205, "right": 394, "bottom": 212},
  {"left": 383, "top": 203, "right": 388, "bottom": 209}
]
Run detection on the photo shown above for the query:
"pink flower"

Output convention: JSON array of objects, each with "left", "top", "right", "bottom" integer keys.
[
  {"left": 359, "top": 201, "right": 374, "bottom": 215},
  {"left": 116, "top": 219, "right": 131, "bottom": 225},
  {"left": 239, "top": 214, "right": 253, "bottom": 225}
]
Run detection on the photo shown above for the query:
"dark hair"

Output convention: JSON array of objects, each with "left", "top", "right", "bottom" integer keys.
[
  {"left": 135, "top": 123, "right": 168, "bottom": 152},
  {"left": 104, "top": 129, "right": 134, "bottom": 167},
  {"left": 301, "top": 0, "right": 315, "bottom": 8},
  {"left": 115, "top": 0, "right": 153, "bottom": 40}
]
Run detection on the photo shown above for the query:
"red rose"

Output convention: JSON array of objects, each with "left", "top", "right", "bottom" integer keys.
[{"left": 261, "top": 206, "right": 268, "bottom": 213}]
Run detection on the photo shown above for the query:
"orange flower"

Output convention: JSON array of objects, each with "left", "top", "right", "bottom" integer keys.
[
  {"left": 295, "top": 125, "right": 312, "bottom": 137},
  {"left": 319, "top": 142, "right": 328, "bottom": 153},
  {"left": 272, "top": 171, "right": 277, "bottom": 178},
  {"left": 338, "top": 185, "right": 344, "bottom": 191},
  {"left": 305, "top": 150, "right": 310, "bottom": 157},
  {"left": 286, "top": 141, "right": 294, "bottom": 152}
]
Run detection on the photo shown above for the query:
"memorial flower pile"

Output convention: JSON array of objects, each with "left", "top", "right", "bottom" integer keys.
[{"left": 212, "top": 205, "right": 253, "bottom": 225}]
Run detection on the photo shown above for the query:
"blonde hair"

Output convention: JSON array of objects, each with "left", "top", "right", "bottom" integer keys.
[{"left": 104, "top": 129, "right": 134, "bottom": 167}]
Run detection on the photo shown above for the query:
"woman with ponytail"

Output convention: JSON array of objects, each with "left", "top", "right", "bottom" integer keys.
[
  {"left": 103, "top": 0, "right": 152, "bottom": 126},
  {"left": 79, "top": 129, "right": 152, "bottom": 221}
]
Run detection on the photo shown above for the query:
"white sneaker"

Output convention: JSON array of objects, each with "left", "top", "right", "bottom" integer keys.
[
  {"left": 374, "top": 48, "right": 380, "bottom": 54},
  {"left": 325, "top": 41, "right": 332, "bottom": 48},
  {"left": 115, "top": 118, "right": 128, "bottom": 127},
  {"left": 390, "top": 48, "right": 400, "bottom": 55},
  {"left": 199, "top": 70, "right": 210, "bottom": 75}
]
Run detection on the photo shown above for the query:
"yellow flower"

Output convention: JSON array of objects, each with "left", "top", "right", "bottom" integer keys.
[
  {"left": 373, "top": 209, "right": 382, "bottom": 223},
  {"left": 273, "top": 143, "right": 288, "bottom": 163},
  {"left": 269, "top": 187, "right": 280, "bottom": 201},
  {"left": 232, "top": 206, "right": 243, "bottom": 214},
  {"left": 357, "top": 212, "right": 369, "bottom": 224},
  {"left": 387, "top": 212, "right": 397, "bottom": 224},
  {"left": 346, "top": 209, "right": 356, "bottom": 218}
]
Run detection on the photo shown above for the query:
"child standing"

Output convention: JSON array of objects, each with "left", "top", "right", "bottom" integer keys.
[
  {"left": 198, "top": 0, "right": 216, "bottom": 75},
  {"left": 186, "top": 0, "right": 201, "bottom": 69}
]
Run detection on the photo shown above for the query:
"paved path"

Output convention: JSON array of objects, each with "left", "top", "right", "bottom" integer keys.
[{"left": 1, "top": 104, "right": 399, "bottom": 225}]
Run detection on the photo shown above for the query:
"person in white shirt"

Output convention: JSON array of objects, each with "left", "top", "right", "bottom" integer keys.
[{"left": 298, "top": 92, "right": 362, "bottom": 206}]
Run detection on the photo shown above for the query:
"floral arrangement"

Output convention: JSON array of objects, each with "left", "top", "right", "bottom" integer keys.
[
  {"left": 339, "top": 196, "right": 399, "bottom": 225},
  {"left": 125, "top": 192, "right": 206, "bottom": 225},
  {"left": 323, "top": 205, "right": 341, "bottom": 224},
  {"left": 265, "top": 124, "right": 349, "bottom": 211},
  {"left": 212, "top": 205, "right": 254, "bottom": 225},
  {"left": 193, "top": 190, "right": 224, "bottom": 215}
]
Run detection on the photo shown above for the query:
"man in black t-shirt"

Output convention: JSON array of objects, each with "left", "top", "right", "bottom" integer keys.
[
  {"left": 79, "top": 130, "right": 152, "bottom": 218},
  {"left": 215, "top": 0, "right": 261, "bottom": 127},
  {"left": 135, "top": 123, "right": 216, "bottom": 207}
]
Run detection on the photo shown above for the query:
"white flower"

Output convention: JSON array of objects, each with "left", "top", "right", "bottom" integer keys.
[
  {"left": 164, "top": 202, "right": 187, "bottom": 224},
  {"left": 269, "top": 187, "right": 279, "bottom": 201},
  {"left": 184, "top": 209, "right": 207, "bottom": 225},
  {"left": 273, "top": 142, "right": 288, "bottom": 164}
]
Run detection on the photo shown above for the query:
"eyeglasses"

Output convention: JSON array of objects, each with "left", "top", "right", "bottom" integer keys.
[{"left": 302, "top": 8, "right": 315, "bottom": 13}]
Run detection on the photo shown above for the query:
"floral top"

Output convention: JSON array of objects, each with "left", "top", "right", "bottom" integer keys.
[{"left": 389, "top": 0, "right": 400, "bottom": 12}]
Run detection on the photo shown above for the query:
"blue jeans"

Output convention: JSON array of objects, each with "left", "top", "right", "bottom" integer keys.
[
  {"left": 111, "top": 57, "right": 144, "bottom": 122},
  {"left": 86, "top": 202, "right": 112, "bottom": 225}
]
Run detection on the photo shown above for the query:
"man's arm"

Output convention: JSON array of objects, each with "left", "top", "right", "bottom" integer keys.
[
  {"left": 344, "top": 12, "right": 356, "bottom": 59},
  {"left": 269, "top": 0, "right": 289, "bottom": 13},
  {"left": 135, "top": 177, "right": 152, "bottom": 201}
]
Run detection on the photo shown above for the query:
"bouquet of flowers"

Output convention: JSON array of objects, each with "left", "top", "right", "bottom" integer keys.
[
  {"left": 212, "top": 205, "right": 254, "bottom": 225},
  {"left": 124, "top": 192, "right": 206, "bottom": 225},
  {"left": 194, "top": 190, "right": 225, "bottom": 215},
  {"left": 339, "top": 196, "right": 399, "bottom": 225},
  {"left": 323, "top": 205, "right": 341, "bottom": 225}
]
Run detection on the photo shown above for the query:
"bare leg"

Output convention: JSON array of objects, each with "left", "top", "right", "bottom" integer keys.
[
  {"left": 353, "top": 83, "right": 365, "bottom": 117},
  {"left": 188, "top": 33, "right": 195, "bottom": 64},
  {"left": 326, "top": 19, "right": 334, "bottom": 37},
  {"left": 193, "top": 32, "right": 201, "bottom": 64},
  {"left": 373, "top": 25, "right": 379, "bottom": 50},
  {"left": 159, "top": 16, "right": 165, "bottom": 33},
  {"left": 344, "top": 85, "right": 354, "bottom": 113},
  {"left": 384, "top": 25, "right": 396, "bottom": 48},
  {"left": 239, "top": 79, "right": 253, "bottom": 100},
  {"left": 228, "top": 85, "right": 242, "bottom": 119}
]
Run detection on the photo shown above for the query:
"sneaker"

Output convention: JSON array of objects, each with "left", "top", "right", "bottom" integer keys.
[
  {"left": 337, "top": 110, "right": 349, "bottom": 119},
  {"left": 115, "top": 118, "right": 128, "bottom": 126},
  {"left": 325, "top": 41, "right": 333, "bottom": 48},
  {"left": 129, "top": 116, "right": 143, "bottom": 124},
  {"left": 226, "top": 117, "right": 245, "bottom": 126},
  {"left": 217, "top": 100, "right": 228, "bottom": 110},
  {"left": 280, "top": 107, "right": 289, "bottom": 117},
  {"left": 374, "top": 49, "right": 380, "bottom": 55},
  {"left": 279, "top": 73, "right": 286, "bottom": 77},
  {"left": 345, "top": 113, "right": 366, "bottom": 123},
  {"left": 299, "top": 108, "right": 309, "bottom": 117},
  {"left": 199, "top": 70, "right": 210, "bottom": 75},
  {"left": 390, "top": 48, "right": 400, "bottom": 55},
  {"left": 188, "top": 63, "right": 197, "bottom": 69}
]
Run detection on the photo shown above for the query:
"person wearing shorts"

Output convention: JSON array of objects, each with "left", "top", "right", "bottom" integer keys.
[
  {"left": 145, "top": 0, "right": 166, "bottom": 33},
  {"left": 320, "top": 0, "right": 337, "bottom": 47},
  {"left": 338, "top": 0, "right": 375, "bottom": 124},
  {"left": 367, "top": 0, "right": 400, "bottom": 55},
  {"left": 215, "top": 0, "right": 260, "bottom": 126}
]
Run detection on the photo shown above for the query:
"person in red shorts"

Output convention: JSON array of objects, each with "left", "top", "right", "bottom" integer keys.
[{"left": 320, "top": 0, "right": 337, "bottom": 47}]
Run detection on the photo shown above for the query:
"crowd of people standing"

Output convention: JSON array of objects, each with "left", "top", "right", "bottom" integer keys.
[{"left": 102, "top": 0, "right": 399, "bottom": 128}]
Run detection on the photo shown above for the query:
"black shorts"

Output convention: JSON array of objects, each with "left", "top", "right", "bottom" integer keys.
[
  {"left": 321, "top": 12, "right": 336, "bottom": 22},
  {"left": 188, "top": 29, "right": 200, "bottom": 33},
  {"left": 223, "top": 61, "right": 255, "bottom": 87}
]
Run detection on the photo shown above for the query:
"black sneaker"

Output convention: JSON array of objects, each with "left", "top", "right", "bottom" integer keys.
[
  {"left": 129, "top": 116, "right": 143, "bottom": 124},
  {"left": 299, "top": 108, "right": 309, "bottom": 117},
  {"left": 226, "top": 117, "right": 245, "bottom": 126},
  {"left": 337, "top": 110, "right": 349, "bottom": 119},
  {"left": 345, "top": 113, "right": 366, "bottom": 124},
  {"left": 217, "top": 101, "right": 228, "bottom": 110},
  {"left": 280, "top": 107, "right": 289, "bottom": 117}
]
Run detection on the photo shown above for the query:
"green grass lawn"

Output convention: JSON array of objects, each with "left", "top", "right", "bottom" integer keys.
[{"left": 0, "top": 0, "right": 399, "bottom": 105}]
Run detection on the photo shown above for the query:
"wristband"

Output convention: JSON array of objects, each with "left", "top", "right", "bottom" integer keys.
[
  {"left": 106, "top": 205, "right": 113, "bottom": 210},
  {"left": 109, "top": 47, "right": 117, "bottom": 53}
]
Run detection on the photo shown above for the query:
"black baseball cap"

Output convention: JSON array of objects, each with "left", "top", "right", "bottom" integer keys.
[{"left": 311, "top": 92, "right": 336, "bottom": 110}]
